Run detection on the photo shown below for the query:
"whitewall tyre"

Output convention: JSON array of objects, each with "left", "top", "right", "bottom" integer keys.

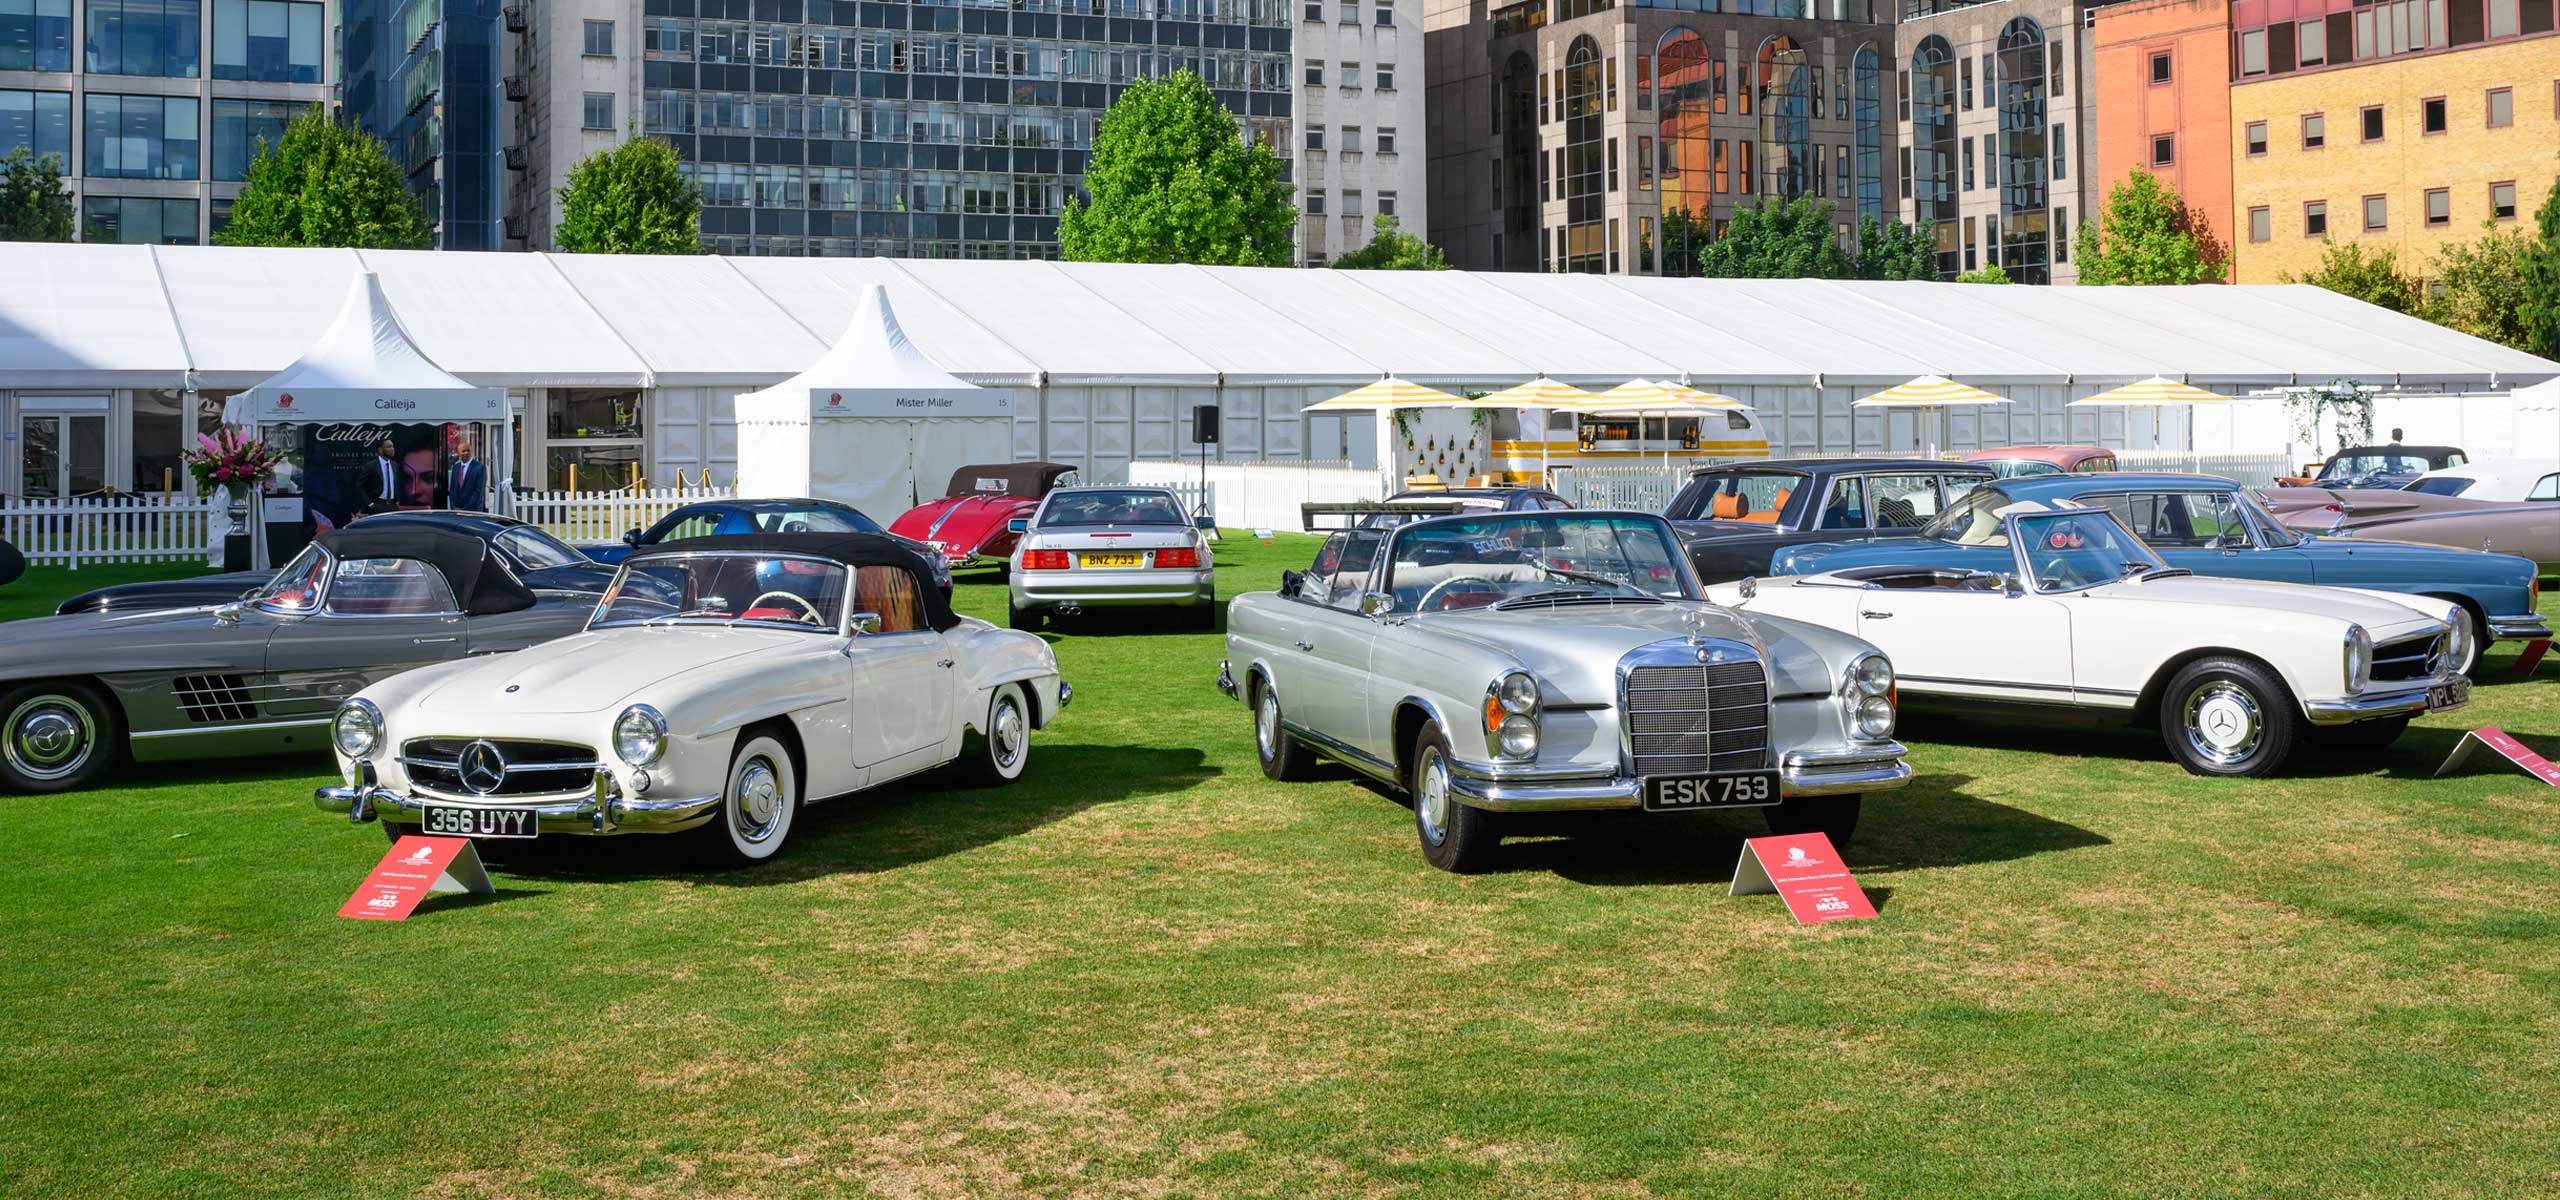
[
  {"left": 964, "top": 683, "right": 1032, "bottom": 786},
  {"left": 2160, "top": 656, "right": 2300, "bottom": 778},
  {"left": 1410, "top": 722, "right": 1497, "bottom": 874},
  {"left": 0, "top": 680, "right": 119, "bottom": 794},
  {"left": 692, "top": 733, "right": 799, "bottom": 867}
]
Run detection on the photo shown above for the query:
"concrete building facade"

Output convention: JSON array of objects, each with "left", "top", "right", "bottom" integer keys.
[
  {"left": 1894, "top": 0, "right": 2099, "bottom": 283},
  {"left": 1293, "top": 0, "right": 1427, "bottom": 263}
]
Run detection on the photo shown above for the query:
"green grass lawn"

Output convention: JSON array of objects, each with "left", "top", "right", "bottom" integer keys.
[{"left": 2, "top": 543, "right": 2557, "bottom": 1198}]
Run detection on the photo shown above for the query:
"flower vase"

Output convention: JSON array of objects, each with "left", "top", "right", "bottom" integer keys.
[{"left": 221, "top": 482, "right": 252, "bottom": 517}]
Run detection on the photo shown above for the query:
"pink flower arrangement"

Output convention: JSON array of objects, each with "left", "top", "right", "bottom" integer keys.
[{"left": 183, "top": 429, "right": 287, "bottom": 492}]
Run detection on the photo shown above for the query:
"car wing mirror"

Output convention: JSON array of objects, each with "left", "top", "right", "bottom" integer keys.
[
  {"left": 1735, "top": 576, "right": 1758, "bottom": 602},
  {"left": 621, "top": 528, "right": 641, "bottom": 545},
  {"left": 849, "top": 611, "right": 883, "bottom": 635},
  {"left": 214, "top": 601, "right": 245, "bottom": 625},
  {"left": 1358, "top": 591, "right": 1396, "bottom": 617},
  {"left": 2001, "top": 573, "right": 2025, "bottom": 597},
  {"left": 1006, "top": 518, "right": 1029, "bottom": 534}
]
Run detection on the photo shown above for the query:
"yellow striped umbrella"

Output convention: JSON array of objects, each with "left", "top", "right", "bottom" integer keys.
[
  {"left": 1854, "top": 374, "right": 2010, "bottom": 409},
  {"left": 2067, "top": 375, "right": 2240, "bottom": 407},
  {"left": 1475, "top": 377, "right": 1598, "bottom": 408},
  {"left": 1301, "top": 376, "right": 1474, "bottom": 412}
]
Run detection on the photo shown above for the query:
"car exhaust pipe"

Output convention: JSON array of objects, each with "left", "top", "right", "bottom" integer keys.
[{"left": 1056, "top": 602, "right": 1082, "bottom": 616}]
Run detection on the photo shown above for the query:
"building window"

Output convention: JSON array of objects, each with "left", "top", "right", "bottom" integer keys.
[
  {"left": 2303, "top": 112, "right": 2325, "bottom": 147},
  {"left": 1342, "top": 189, "right": 1362, "bottom": 216},
  {"left": 2149, "top": 51, "right": 2171, "bottom": 84},
  {"left": 1, "top": 0, "right": 72, "bottom": 72},
  {"left": 1637, "top": 54, "right": 1652, "bottom": 111},
  {"left": 1339, "top": 0, "right": 1356, "bottom": 23},
  {"left": 87, "top": 0, "right": 199, "bottom": 78},
  {"left": 2054, "top": 206, "right": 2068, "bottom": 262},
  {"left": 1638, "top": 135, "right": 1654, "bottom": 189},
  {"left": 1303, "top": 59, "right": 1321, "bottom": 86},
  {"left": 1306, "top": 189, "right": 1325, "bottom": 215},
  {"left": 1560, "top": 36, "right": 1604, "bottom": 272},
  {"left": 81, "top": 194, "right": 196, "bottom": 244},
  {"left": 1378, "top": 190, "right": 1397, "bottom": 217},
  {"left": 213, "top": 0, "right": 323, "bottom": 83},
  {"left": 2487, "top": 0, "right": 2519, "bottom": 36},
  {"left": 2425, "top": 188, "right": 2450, "bottom": 226},
  {"left": 544, "top": 391, "right": 644, "bottom": 489},
  {"left": 2422, "top": 96, "right": 2446, "bottom": 133},
  {"left": 2246, "top": 120, "right": 2268, "bottom": 155},
  {"left": 1305, "top": 126, "right": 1323, "bottom": 151},
  {"left": 1374, "top": 0, "right": 1392, "bottom": 24},
  {"left": 1303, "top": 0, "right": 1321, "bottom": 19},
  {"left": 1962, "top": 132, "right": 1975, "bottom": 189},
  {"left": 2361, "top": 104, "right": 2383, "bottom": 141},
  {"left": 1339, "top": 61, "right": 1358, "bottom": 90},
  {"left": 83, "top": 93, "right": 198, "bottom": 180},
  {"left": 1608, "top": 216, "right": 1620, "bottom": 272},
  {"left": 0, "top": 89, "right": 73, "bottom": 165},
  {"left": 1759, "top": 35, "right": 1815, "bottom": 200},
  {"left": 1853, "top": 44, "right": 1882, "bottom": 222},
  {"left": 2299, "top": 17, "right": 2327, "bottom": 64},
  {"left": 2363, "top": 193, "right": 2387, "bottom": 230},
  {"left": 2051, "top": 122, "right": 2066, "bottom": 179},
  {"left": 1963, "top": 215, "right": 1977, "bottom": 270},
  {"left": 583, "top": 93, "right": 615, "bottom": 131},
  {"left": 2491, "top": 180, "right": 2517, "bottom": 220},
  {"left": 2238, "top": 27, "right": 2266, "bottom": 74},
  {"left": 1378, "top": 127, "right": 1395, "bottom": 153},
  {"left": 2305, "top": 199, "right": 2327, "bottom": 236},
  {"left": 2150, "top": 133, "right": 2174, "bottom": 167},
  {"left": 210, "top": 97, "right": 296, "bottom": 181},
  {"left": 1959, "top": 54, "right": 1972, "bottom": 109},
  {"left": 1607, "top": 136, "right": 1618, "bottom": 191},
  {"left": 2487, "top": 87, "right": 2512, "bottom": 128},
  {"left": 584, "top": 19, "right": 615, "bottom": 56},
  {"left": 1912, "top": 35, "right": 1957, "bottom": 276},
  {"left": 1342, "top": 125, "right": 1360, "bottom": 155},
  {"left": 1377, "top": 65, "right": 1394, "bottom": 91}
]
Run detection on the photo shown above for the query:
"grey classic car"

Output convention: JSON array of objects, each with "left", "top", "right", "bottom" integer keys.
[
  {"left": 0, "top": 525, "right": 597, "bottom": 792},
  {"left": 1218, "top": 510, "right": 1912, "bottom": 872}
]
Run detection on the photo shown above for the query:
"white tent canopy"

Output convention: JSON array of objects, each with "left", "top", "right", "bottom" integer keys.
[
  {"left": 734, "top": 284, "right": 1010, "bottom": 521},
  {"left": 220, "top": 271, "right": 504, "bottom": 427}
]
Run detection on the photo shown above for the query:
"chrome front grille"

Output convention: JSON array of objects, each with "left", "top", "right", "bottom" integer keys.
[
  {"left": 400, "top": 737, "right": 600, "bottom": 799},
  {"left": 2371, "top": 631, "right": 2446, "bottom": 683},
  {"left": 1620, "top": 643, "right": 1773, "bottom": 777}
]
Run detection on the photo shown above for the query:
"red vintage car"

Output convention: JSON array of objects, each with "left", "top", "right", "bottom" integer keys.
[{"left": 889, "top": 462, "right": 1078, "bottom": 569}]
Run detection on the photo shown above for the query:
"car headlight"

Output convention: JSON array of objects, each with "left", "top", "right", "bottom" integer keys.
[
  {"left": 613, "top": 704, "right": 668, "bottom": 767},
  {"left": 1484, "top": 671, "right": 1540, "bottom": 759},
  {"left": 1494, "top": 671, "right": 1539, "bottom": 715},
  {"left": 1853, "top": 694, "right": 1896, "bottom": 740},
  {"left": 2345, "top": 624, "right": 2371, "bottom": 690},
  {"left": 1496, "top": 715, "right": 1540, "bottom": 757},
  {"left": 331, "top": 698, "right": 382, "bottom": 759},
  {"left": 1847, "top": 653, "right": 1893, "bottom": 697},
  {"left": 2442, "top": 610, "right": 2472, "bottom": 676}
]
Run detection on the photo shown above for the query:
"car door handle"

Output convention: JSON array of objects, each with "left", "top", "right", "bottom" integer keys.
[
  {"left": 938, "top": 658, "right": 954, "bottom": 668},
  {"left": 412, "top": 636, "right": 460, "bottom": 644},
  {"left": 1295, "top": 639, "right": 1314, "bottom": 651},
  {"left": 1859, "top": 611, "right": 1892, "bottom": 620}
]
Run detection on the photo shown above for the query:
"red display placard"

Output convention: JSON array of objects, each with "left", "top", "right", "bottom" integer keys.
[
  {"left": 1730, "top": 832, "right": 1877, "bottom": 924},
  {"left": 2513, "top": 639, "right": 2549, "bottom": 677},
  {"left": 2434, "top": 726, "right": 2560, "bottom": 786},
  {"left": 339, "top": 835, "right": 493, "bottom": 921}
]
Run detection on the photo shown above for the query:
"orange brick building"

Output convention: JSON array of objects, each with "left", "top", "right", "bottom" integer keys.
[{"left": 2092, "top": 0, "right": 2239, "bottom": 280}]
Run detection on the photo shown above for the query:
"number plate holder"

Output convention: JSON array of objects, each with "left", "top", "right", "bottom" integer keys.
[{"left": 1640, "top": 770, "right": 1783, "bottom": 812}]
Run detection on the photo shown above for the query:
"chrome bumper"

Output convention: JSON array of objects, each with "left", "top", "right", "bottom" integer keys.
[
  {"left": 2487, "top": 614, "right": 2553, "bottom": 641},
  {"left": 1013, "top": 568, "right": 1215, "bottom": 609},
  {"left": 314, "top": 762, "right": 721, "bottom": 835},
  {"left": 2303, "top": 676, "right": 2471, "bottom": 725},
  {"left": 1443, "top": 743, "right": 1912, "bottom": 813},
  {"left": 1216, "top": 659, "right": 1239, "bottom": 700}
]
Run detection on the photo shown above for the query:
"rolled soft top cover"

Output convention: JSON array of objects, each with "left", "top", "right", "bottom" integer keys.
[{"left": 944, "top": 462, "right": 1075, "bottom": 500}]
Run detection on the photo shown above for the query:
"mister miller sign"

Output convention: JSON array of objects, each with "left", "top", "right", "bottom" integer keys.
[{"left": 807, "top": 388, "right": 1009, "bottom": 418}]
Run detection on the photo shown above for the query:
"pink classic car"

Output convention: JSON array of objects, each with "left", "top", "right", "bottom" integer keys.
[{"left": 1960, "top": 446, "right": 2120, "bottom": 478}]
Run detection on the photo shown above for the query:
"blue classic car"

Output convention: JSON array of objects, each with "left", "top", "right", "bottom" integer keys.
[{"left": 1772, "top": 473, "right": 2548, "bottom": 673}]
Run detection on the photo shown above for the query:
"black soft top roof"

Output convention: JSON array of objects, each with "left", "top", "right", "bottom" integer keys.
[
  {"left": 640, "top": 532, "right": 958, "bottom": 631},
  {"left": 945, "top": 462, "right": 1075, "bottom": 500},
  {"left": 2326, "top": 445, "right": 2464, "bottom": 461},
  {"left": 317, "top": 526, "right": 537, "bottom": 616}
]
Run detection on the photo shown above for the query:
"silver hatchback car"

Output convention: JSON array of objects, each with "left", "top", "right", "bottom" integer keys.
[{"left": 1006, "top": 486, "right": 1216, "bottom": 630}]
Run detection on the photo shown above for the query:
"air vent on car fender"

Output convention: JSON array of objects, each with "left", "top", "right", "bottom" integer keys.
[{"left": 172, "top": 674, "right": 258, "bottom": 723}]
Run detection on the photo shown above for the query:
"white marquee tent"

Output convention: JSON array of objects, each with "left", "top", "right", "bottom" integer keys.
[
  {"left": 0, "top": 243, "right": 2551, "bottom": 487},
  {"left": 733, "top": 284, "right": 1009, "bottom": 520}
]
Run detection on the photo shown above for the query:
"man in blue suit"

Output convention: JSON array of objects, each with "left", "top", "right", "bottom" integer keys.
[{"left": 446, "top": 439, "right": 488, "bottom": 512}]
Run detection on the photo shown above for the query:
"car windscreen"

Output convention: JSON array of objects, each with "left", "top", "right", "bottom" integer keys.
[
  {"left": 254, "top": 544, "right": 331, "bottom": 612},
  {"left": 1383, "top": 514, "right": 1692, "bottom": 613},
  {"left": 2320, "top": 453, "right": 2431, "bottom": 481},
  {"left": 1920, "top": 487, "right": 2014, "bottom": 545},
  {"left": 751, "top": 506, "right": 880, "bottom": 534},
  {"left": 494, "top": 525, "right": 589, "bottom": 570},
  {"left": 1036, "top": 490, "right": 1188, "bottom": 526},
  {"left": 2015, "top": 511, "right": 2165, "bottom": 592},
  {"left": 1665, "top": 470, "right": 1805, "bottom": 522},
  {"left": 2404, "top": 477, "right": 2474, "bottom": 496},
  {"left": 1985, "top": 459, "right": 2062, "bottom": 478},
  {"left": 592, "top": 553, "right": 849, "bottom": 630}
]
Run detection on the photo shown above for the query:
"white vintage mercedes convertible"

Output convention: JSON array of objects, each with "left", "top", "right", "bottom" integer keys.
[
  {"left": 315, "top": 533, "right": 1069, "bottom": 865},
  {"left": 1707, "top": 503, "right": 2470, "bottom": 777}
]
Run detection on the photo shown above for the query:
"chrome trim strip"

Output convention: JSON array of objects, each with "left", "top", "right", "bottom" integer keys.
[
  {"left": 2304, "top": 678, "right": 2470, "bottom": 725},
  {"left": 131, "top": 716, "right": 330, "bottom": 740},
  {"left": 2487, "top": 614, "right": 2554, "bottom": 639},
  {"left": 1281, "top": 720, "right": 1400, "bottom": 783}
]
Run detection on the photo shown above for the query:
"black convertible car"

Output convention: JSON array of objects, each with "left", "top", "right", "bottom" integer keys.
[
  {"left": 56, "top": 512, "right": 616, "bottom": 615},
  {"left": 1664, "top": 458, "right": 1998, "bottom": 583}
]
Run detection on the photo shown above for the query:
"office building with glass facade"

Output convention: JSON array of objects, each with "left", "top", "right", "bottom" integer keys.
[
  {"left": 504, "top": 0, "right": 1297, "bottom": 258},
  {"left": 0, "top": 0, "right": 333, "bottom": 244},
  {"left": 1895, "top": 0, "right": 2100, "bottom": 284},
  {"left": 343, "top": 0, "right": 505, "bottom": 249}
]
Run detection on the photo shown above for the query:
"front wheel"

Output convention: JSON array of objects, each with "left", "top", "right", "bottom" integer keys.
[
  {"left": 0, "top": 680, "right": 119, "bottom": 794},
  {"left": 2160, "top": 656, "right": 2301, "bottom": 777},
  {"left": 1410, "top": 722, "right": 1498, "bottom": 873},
  {"left": 962, "top": 683, "right": 1033, "bottom": 786},
  {"left": 689, "top": 733, "right": 800, "bottom": 867},
  {"left": 1762, "top": 794, "right": 1862, "bottom": 847}
]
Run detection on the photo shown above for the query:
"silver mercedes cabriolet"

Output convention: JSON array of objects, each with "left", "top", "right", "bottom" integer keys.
[{"left": 1219, "top": 510, "right": 1912, "bottom": 872}]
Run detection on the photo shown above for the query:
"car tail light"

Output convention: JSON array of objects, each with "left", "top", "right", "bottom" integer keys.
[
  {"left": 1021, "top": 550, "right": 1070, "bottom": 570},
  {"left": 1154, "top": 547, "right": 1200, "bottom": 569}
]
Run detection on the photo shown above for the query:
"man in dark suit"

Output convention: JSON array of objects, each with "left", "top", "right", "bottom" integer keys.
[
  {"left": 363, "top": 439, "right": 400, "bottom": 514},
  {"left": 446, "top": 439, "right": 488, "bottom": 512}
]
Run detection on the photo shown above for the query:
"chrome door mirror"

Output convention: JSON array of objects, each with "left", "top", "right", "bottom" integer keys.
[
  {"left": 621, "top": 527, "right": 642, "bottom": 545},
  {"left": 1735, "top": 576, "right": 1758, "bottom": 602},
  {"left": 1006, "top": 518, "right": 1029, "bottom": 534},
  {"left": 2001, "top": 573, "right": 2025, "bottom": 597},
  {"left": 214, "top": 601, "right": 244, "bottom": 625},
  {"left": 849, "top": 611, "right": 883, "bottom": 635},
  {"left": 1358, "top": 591, "right": 1395, "bottom": 617}
]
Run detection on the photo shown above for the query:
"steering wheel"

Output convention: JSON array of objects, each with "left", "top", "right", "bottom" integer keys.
[
  {"left": 746, "top": 590, "right": 825, "bottom": 624},
  {"left": 1417, "top": 575, "right": 1505, "bottom": 612}
]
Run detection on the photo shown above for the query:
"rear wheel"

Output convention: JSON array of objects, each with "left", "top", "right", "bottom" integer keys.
[
  {"left": 1410, "top": 722, "right": 1498, "bottom": 873},
  {"left": 1762, "top": 795, "right": 1862, "bottom": 847},
  {"left": 2160, "top": 656, "right": 2301, "bottom": 777},
  {"left": 0, "top": 680, "right": 119, "bottom": 794},
  {"left": 1006, "top": 596, "right": 1045, "bottom": 631},
  {"left": 1191, "top": 590, "right": 1218, "bottom": 631},
  {"left": 689, "top": 733, "right": 799, "bottom": 867}
]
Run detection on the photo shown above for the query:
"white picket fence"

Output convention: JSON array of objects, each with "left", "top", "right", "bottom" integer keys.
[
  {"left": 498, "top": 485, "right": 737, "bottom": 544},
  {"left": 1131, "top": 460, "right": 1381, "bottom": 530},
  {"left": 0, "top": 493, "right": 215, "bottom": 570},
  {"left": 2113, "top": 450, "right": 2299, "bottom": 486},
  {"left": 1561, "top": 465, "right": 1696, "bottom": 512}
]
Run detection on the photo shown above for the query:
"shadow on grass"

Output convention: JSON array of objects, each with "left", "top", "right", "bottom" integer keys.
[
  {"left": 409, "top": 886, "right": 549, "bottom": 916},
  {"left": 113, "top": 754, "right": 331, "bottom": 792},
  {"left": 1895, "top": 711, "right": 2501, "bottom": 782},
  {"left": 495, "top": 743, "right": 1217, "bottom": 883}
]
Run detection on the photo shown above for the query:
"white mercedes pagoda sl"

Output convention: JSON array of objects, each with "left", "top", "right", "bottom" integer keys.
[
  {"left": 1706, "top": 503, "right": 2470, "bottom": 777},
  {"left": 315, "top": 533, "right": 1069, "bottom": 865}
]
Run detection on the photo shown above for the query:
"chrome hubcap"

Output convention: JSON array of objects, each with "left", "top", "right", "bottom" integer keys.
[
  {"left": 6, "top": 696, "right": 93, "bottom": 781},
  {"left": 2182, "top": 682, "right": 2265, "bottom": 766},
  {"left": 733, "top": 758, "right": 784, "bottom": 844},
  {"left": 992, "top": 695, "right": 1026, "bottom": 771},
  {"left": 1415, "top": 745, "right": 1451, "bottom": 846},
  {"left": 1256, "top": 691, "right": 1280, "bottom": 758}
]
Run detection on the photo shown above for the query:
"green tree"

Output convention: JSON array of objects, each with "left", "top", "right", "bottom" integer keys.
[
  {"left": 2426, "top": 224, "right": 2537, "bottom": 350},
  {"left": 2073, "top": 169, "right": 2228, "bottom": 285},
  {"left": 2521, "top": 166, "right": 2560, "bottom": 358},
  {"left": 1659, "top": 207, "right": 1711, "bottom": 278},
  {"left": 1952, "top": 265, "right": 2012, "bottom": 284},
  {"left": 553, "top": 137, "right": 705, "bottom": 254},
  {"left": 217, "top": 105, "right": 430, "bottom": 249},
  {"left": 1853, "top": 214, "right": 1936, "bottom": 281},
  {"left": 2283, "top": 239, "right": 2422, "bottom": 314},
  {"left": 0, "top": 148, "right": 75, "bottom": 243},
  {"left": 1696, "top": 196, "right": 1853, "bottom": 278},
  {"left": 1331, "top": 215, "right": 1447, "bottom": 270},
  {"left": 1059, "top": 71, "right": 1294, "bottom": 266}
]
